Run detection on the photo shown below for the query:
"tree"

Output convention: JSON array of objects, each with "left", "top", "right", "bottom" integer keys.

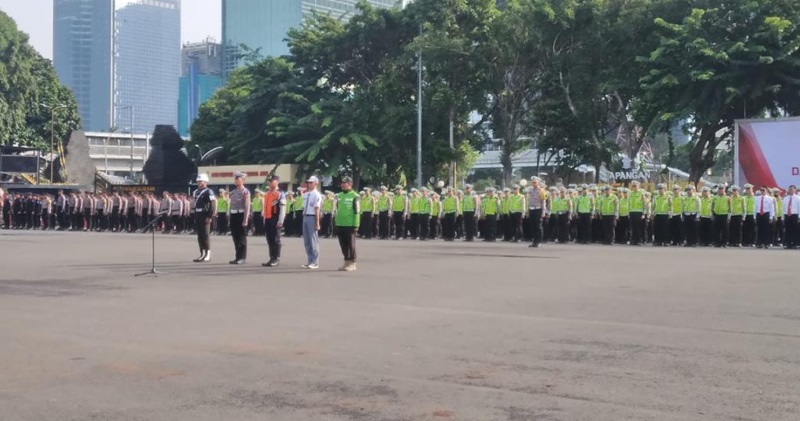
[
  {"left": 0, "top": 11, "right": 80, "bottom": 151},
  {"left": 641, "top": 0, "right": 800, "bottom": 182}
]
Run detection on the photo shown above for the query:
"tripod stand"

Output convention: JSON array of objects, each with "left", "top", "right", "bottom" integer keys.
[{"left": 135, "top": 212, "right": 168, "bottom": 277}]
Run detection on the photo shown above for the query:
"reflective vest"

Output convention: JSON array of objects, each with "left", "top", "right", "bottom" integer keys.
[
  {"left": 334, "top": 191, "right": 360, "bottom": 227},
  {"left": 600, "top": 195, "right": 617, "bottom": 216},
  {"left": 463, "top": 194, "right": 476, "bottom": 212},
  {"left": 322, "top": 197, "right": 334, "bottom": 213},
  {"left": 508, "top": 194, "right": 524, "bottom": 213},
  {"left": 430, "top": 199, "right": 440, "bottom": 216},
  {"left": 745, "top": 195, "right": 756, "bottom": 215},
  {"left": 555, "top": 197, "right": 570, "bottom": 212},
  {"left": 251, "top": 197, "right": 263, "bottom": 212},
  {"left": 500, "top": 197, "right": 510, "bottom": 214},
  {"left": 618, "top": 197, "right": 630, "bottom": 217},
  {"left": 683, "top": 196, "right": 700, "bottom": 213},
  {"left": 653, "top": 194, "right": 670, "bottom": 215},
  {"left": 217, "top": 197, "right": 229, "bottom": 213},
  {"left": 731, "top": 196, "right": 745, "bottom": 216},
  {"left": 713, "top": 196, "right": 730, "bottom": 215},
  {"left": 700, "top": 196, "right": 713, "bottom": 217},
  {"left": 775, "top": 196, "right": 784, "bottom": 216},
  {"left": 360, "top": 196, "right": 374, "bottom": 212},
  {"left": 482, "top": 197, "right": 499, "bottom": 216},
  {"left": 378, "top": 196, "right": 390, "bottom": 212},
  {"left": 671, "top": 194, "right": 683, "bottom": 215},
  {"left": 409, "top": 196, "right": 420, "bottom": 214},
  {"left": 576, "top": 195, "right": 593, "bottom": 213},
  {"left": 294, "top": 195, "right": 304, "bottom": 212},
  {"left": 418, "top": 197, "right": 431, "bottom": 214},
  {"left": 392, "top": 195, "right": 406, "bottom": 212},
  {"left": 629, "top": 190, "right": 645, "bottom": 212},
  {"left": 442, "top": 196, "right": 457, "bottom": 213}
]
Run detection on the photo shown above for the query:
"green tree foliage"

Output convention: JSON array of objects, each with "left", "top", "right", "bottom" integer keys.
[
  {"left": 189, "top": 0, "right": 800, "bottom": 187},
  {"left": 640, "top": 0, "right": 800, "bottom": 182},
  {"left": 0, "top": 11, "right": 80, "bottom": 150}
]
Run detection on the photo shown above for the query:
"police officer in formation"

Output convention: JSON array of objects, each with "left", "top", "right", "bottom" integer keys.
[{"left": 227, "top": 172, "right": 251, "bottom": 264}]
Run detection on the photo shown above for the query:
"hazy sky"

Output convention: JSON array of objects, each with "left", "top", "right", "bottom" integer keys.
[{"left": 0, "top": 0, "right": 222, "bottom": 60}]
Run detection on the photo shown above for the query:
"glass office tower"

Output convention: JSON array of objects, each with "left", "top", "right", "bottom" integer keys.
[
  {"left": 53, "top": 0, "right": 115, "bottom": 132},
  {"left": 222, "top": 0, "right": 397, "bottom": 77},
  {"left": 115, "top": 0, "right": 181, "bottom": 134}
]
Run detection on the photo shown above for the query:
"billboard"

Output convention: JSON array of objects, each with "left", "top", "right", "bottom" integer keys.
[
  {"left": 735, "top": 117, "right": 800, "bottom": 189},
  {"left": 0, "top": 155, "right": 40, "bottom": 173}
]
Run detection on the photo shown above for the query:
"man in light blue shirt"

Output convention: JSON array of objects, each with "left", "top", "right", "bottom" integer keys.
[{"left": 302, "top": 176, "right": 323, "bottom": 269}]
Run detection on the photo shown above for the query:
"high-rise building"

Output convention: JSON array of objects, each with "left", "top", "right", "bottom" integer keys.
[
  {"left": 178, "top": 38, "right": 223, "bottom": 137},
  {"left": 221, "top": 0, "right": 398, "bottom": 77},
  {"left": 115, "top": 0, "right": 181, "bottom": 134},
  {"left": 53, "top": 0, "right": 115, "bottom": 132}
]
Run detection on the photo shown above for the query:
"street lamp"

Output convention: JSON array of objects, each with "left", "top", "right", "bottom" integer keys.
[
  {"left": 41, "top": 103, "right": 68, "bottom": 183},
  {"left": 115, "top": 106, "right": 135, "bottom": 181}
]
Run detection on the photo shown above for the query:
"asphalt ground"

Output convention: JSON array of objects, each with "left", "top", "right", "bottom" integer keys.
[{"left": 0, "top": 230, "right": 798, "bottom": 421}]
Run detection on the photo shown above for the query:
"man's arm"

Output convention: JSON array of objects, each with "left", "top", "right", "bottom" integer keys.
[{"left": 314, "top": 194, "right": 321, "bottom": 230}]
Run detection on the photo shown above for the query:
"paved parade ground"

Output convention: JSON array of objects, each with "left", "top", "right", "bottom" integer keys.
[{"left": 1, "top": 231, "right": 798, "bottom": 421}]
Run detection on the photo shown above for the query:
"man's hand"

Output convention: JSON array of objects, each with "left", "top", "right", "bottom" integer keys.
[
  {"left": 205, "top": 217, "right": 212, "bottom": 224},
  {"left": 277, "top": 223, "right": 283, "bottom": 229},
  {"left": 316, "top": 223, "right": 321, "bottom": 231}
]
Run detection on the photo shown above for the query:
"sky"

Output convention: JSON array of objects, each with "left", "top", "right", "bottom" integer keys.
[{"left": 0, "top": 0, "right": 222, "bottom": 60}]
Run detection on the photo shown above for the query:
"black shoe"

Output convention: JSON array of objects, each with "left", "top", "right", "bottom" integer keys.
[
  {"left": 528, "top": 243, "right": 540, "bottom": 248},
  {"left": 262, "top": 259, "right": 279, "bottom": 267},
  {"left": 229, "top": 259, "right": 245, "bottom": 265}
]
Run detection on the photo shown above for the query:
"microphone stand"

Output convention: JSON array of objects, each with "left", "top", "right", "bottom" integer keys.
[{"left": 135, "top": 211, "right": 168, "bottom": 277}]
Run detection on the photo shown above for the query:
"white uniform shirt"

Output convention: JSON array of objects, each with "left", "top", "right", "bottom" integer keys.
[
  {"left": 783, "top": 194, "right": 800, "bottom": 216},
  {"left": 754, "top": 194, "right": 775, "bottom": 219},
  {"left": 303, "top": 190, "right": 322, "bottom": 216}
]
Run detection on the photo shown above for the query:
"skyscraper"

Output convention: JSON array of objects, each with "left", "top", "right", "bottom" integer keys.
[
  {"left": 53, "top": 0, "right": 115, "bottom": 132},
  {"left": 178, "top": 38, "right": 223, "bottom": 137},
  {"left": 115, "top": 0, "right": 181, "bottom": 134},
  {"left": 221, "top": 0, "right": 398, "bottom": 77}
]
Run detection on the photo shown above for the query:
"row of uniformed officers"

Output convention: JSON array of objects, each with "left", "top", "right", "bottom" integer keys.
[{"left": 274, "top": 180, "right": 800, "bottom": 249}]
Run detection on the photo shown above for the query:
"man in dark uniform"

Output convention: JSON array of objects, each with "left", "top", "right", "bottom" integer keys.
[
  {"left": 192, "top": 174, "right": 217, "bottom": 262},
  {"left": 228, "top": 172, "right": 251, "bottom": 264},
  {"left": 262, "top": 175, "right": 286, "bottom": 267}
]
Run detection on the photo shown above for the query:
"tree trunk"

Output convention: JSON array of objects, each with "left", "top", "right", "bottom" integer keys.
[
  {"left": 501, "top": 145, "right": 513, "bottom": 188},
  {"left": 688, "top": 124, "right": 718, "bottom": 184}
]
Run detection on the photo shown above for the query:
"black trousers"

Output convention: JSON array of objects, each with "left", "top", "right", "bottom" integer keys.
[
  {"left": 729, "top": 215, "right": 743, "bottom": 246},
  {"left": 484, "top": 215, "right": 497, "bottom": 241},
  {"left": 629, "top": 212, "right": 644, "bottom": 244},
  {"left": 602, "top": 215, "right": 616, "bottom": 244},
  {"left": 616, "top": 215, "right": 629, "bottom": 244},
  {"left": 774, "top": 218, "right": 783, "bottom": 245},
  {"left": 195, "top": 213, "right": 211, "bottom": 251},
  {"left": 756, "top": 213, "right": 772, "bottom": 246},
  {"left": 529, "top": 209, "right": 543, "bottom": 245},
  {"left": 265, "top": 216, "right": 282, "bottom": 260},
  {"left": 337, "top": 227, "right": 357, "bottom": 261},
  {"left": 591, "top": 216, "right": 603, "bottom": 243},
  {"left": 785, "top": 214, "right": 799, "bottom": 248},
  {"left": 127, "top": 208, "right": 137, "bottom": 232},
  {"left": 683, "top": 214, "right": 698, "bottom": 246},
  {"left": 217, "top": 213, "right": 229, "bottom": 235},
  {"left": 713, "top": 215, "right": 729, "bottom": 247},
  {"left": 654, "top": 215, "right": 669, "bottom": 245},
  {"left": 379, "top": 211, "right": 390, "bottom": 239},
  {"left": 742, "top": 215, "right": 756, "bottom": 246},
  {"left": 429, "top": 216, "right": 440, "bottom": 239},
  {"left": 557, "top": 213, "right": 571, "bottom": 243},
  {"left": 442, "top": 212, "right": 456, "bottom": 240},
  {"left": 670, "top": 216, "right": 683, "bottom": 245},
  {"left": 407, "top": 214, "right": 418, "bottom": 238},
  {"left": 393, "top": 212, "right": 405, "bottom": 239},
  {"left": 293, "top": 211, "right": 303, "bottom": 237},
  {"left": 456, "top": 214, "right": 463, "bottom": 239},
  {"left": 419, "top": 214, "right": 430, "bottom": 240},
  {"left": 510, "top": 212, "right": 523, "bottom": 241},
  {"left": 111, "top": 207, "right": 120, "bottom": 231},
  {"left": 361, "top": 213, "right": 374, "bottom": 239},
  {"left": 546, "top": 215, "right": 557, "bottom": 242},
  {"left": 230, "top": 213, "right": 247, "bottom": 260},
  {"left": 463, "top": 211, "right": 476, "bottom": 241},
  {"left": 699, "top": 217, "right": 713, "bottom": 246},
  {"left": 577, "top": 213, "right": 592, "bottom": 244},
  {"left": 321, "top": 213, "right": 333, "bottom": 238},
  {"left": 83, "top": 209, "right": 92, "bottom": 231}
]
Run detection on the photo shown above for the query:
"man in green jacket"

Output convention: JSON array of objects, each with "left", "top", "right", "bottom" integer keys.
[{"left": 335, "top": 176, "right": 361, "bottom": 272}]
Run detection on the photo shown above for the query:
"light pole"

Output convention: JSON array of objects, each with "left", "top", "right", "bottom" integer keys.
[
  {"left": 416, "top": 23, "right": 423, "bottom": 188},
  {"left": 116, "top": 106, "right": 134, "bottom": 181},
  {"left": 41, "top": 103, "right": 68, "bottom": 183}
]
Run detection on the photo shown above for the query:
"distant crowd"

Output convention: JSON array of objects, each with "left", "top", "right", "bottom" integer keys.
[{"left": 1, "top": 180, "right": 799, "bottom": 250}]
